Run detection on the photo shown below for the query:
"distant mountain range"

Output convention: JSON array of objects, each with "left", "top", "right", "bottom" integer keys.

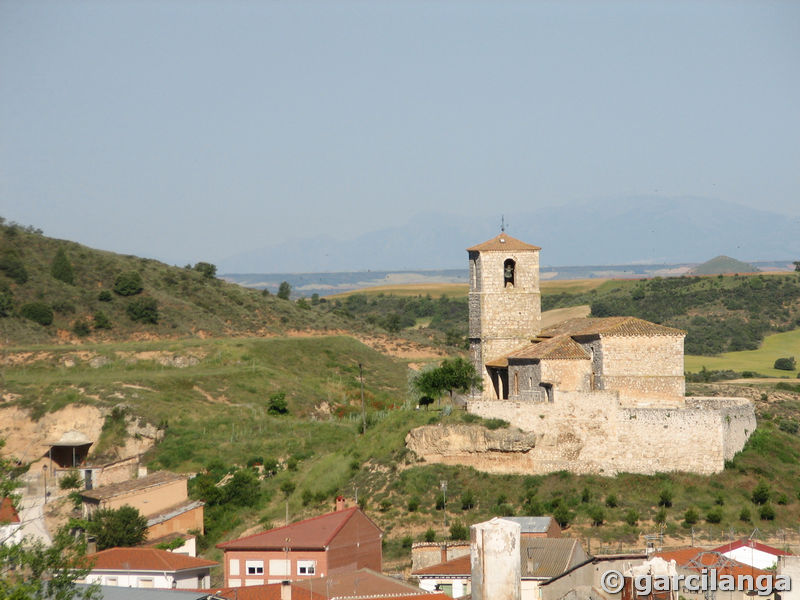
[{"left": 218, "top": 196, "right": 800, "bottom": 273}]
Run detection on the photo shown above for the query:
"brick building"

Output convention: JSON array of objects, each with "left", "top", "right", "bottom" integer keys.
[{"left": 216, "top": 506, "right": 382, "bottom": 587}]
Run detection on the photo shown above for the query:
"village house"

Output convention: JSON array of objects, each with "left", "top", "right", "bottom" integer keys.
[
  {"left": 711, "top": 539, "right": 793, "bottom": 570},
  {"left": 79, "top": 546, "right": 217, "bottom": 589},
  {"left": 79, "top": 470, "right": 204, "bottom": 540},
  {"left": 204, "top": 568, "right": 450, "bottom": 600},
  {"left": 216, "top": 503, "right": 382, "bottom": 587},
  {"left": 0, "top": 497, "right": 22, "bottom": 547},
  {"left": 414, "top": 535, "right": 587, "bottom": 599}
]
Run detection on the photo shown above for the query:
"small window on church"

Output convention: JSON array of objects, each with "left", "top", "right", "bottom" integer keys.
[{"left": 503, "top": 259, "right": 515, "bottom": 288}]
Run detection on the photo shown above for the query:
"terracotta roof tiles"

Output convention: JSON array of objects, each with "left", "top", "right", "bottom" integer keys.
[
  {"left": 467, "top": 233, "right": 541, "bottom": 252},
  {"left": 542, "top": 316, "right": 685, "bottom": 338},
  {"left": 80, "top": 471, "right": 185, "bottom": 501},
  {"left": 88, "top": 547, "right": 217, "bottom": 572},
  {"left": 655, "top": 548, "right": 771, "bottom": 584},
  {"left": 216, "top": 507, "right": 380, "bottom": 551},
  {"left": 508, "top": 336, "right": 590, "bottom": 361}
]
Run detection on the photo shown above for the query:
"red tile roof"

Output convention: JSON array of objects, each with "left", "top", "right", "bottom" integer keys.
[
  {"left": 207, "top": 584, "right": 326, "bottom": 600},
  {"left": 0, "top": 497, "right": 20, "bottom": 524},
  {"left": 467, "top": 233, "right": 541, "bottom": 252},
  {"left": 413, "top": 554, "right": 471, "bottom": 576},
  {"left": 87, "top": 547, "right": 217, "bottom": 572},
  {"left": 655, "top": 548, "right": 770, "bottom": 585},
  {"left": 542, "top": 317, "right": 684, "bottom": 338},
  {"left": 216, "top": 507, "right": 379, "bottom": 551},
  {"left": 508, "top": 336, "right": 591, "bottom": 361},
  {"left": 712, "top": 539, "right": 793, "bottom": 557},
  {"left": 208, "top": 579, "right": 447, "bottom": 600}
]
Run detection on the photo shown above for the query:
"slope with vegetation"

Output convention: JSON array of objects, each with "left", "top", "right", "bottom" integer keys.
[{"left": 0, "top": 218, "right": 372, "bottom": 346}]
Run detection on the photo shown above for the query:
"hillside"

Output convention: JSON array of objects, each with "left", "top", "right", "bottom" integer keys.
[
  {"left": 3, "top": 337, "right": 800, "bottom": 573},
  {"left": 690, "top": 255, "right": 759, "bottom": 275},
  {"left": 0, "top": 220, "right": 372, "bottom": 346}
]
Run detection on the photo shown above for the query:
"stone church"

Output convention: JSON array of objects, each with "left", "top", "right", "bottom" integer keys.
[
  {"left": 468, "top": 232, "right": 685, "bottom": 404},
  {"left": 406, "top": 232, "right": 757, "bottom": 476}
]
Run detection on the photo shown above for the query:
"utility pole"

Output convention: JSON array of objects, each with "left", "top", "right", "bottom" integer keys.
[
  {"left": 359, "top": 363, "right": 366, "bottom": 435},
  {"left": 440, "top": 480, "right": 448, "bottom": 529}
]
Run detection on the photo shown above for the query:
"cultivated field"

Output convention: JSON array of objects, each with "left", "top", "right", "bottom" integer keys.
[{"left": 684, "top": 328, "right": 800, "bottom": 377}]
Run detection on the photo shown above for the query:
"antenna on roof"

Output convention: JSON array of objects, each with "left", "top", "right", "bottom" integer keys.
[{"left": 501, "top": 215, "right": 506, "bottom": 233}]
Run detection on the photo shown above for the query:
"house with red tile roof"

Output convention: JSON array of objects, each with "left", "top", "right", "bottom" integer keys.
[
  {"left": 655, "top": 547, "right": 775, "bottom": 600},
  {"left": 204, "top": 568, "right": 448, "bottom": 600},
  {"left": 0, "top": 497, "right": 23, "bottom": 546},
  {"left": 80, "top": 546, "right": 217, "bottom": 589},
  {"left": 711, "top": 539, "right": 793, "bottom": 570},
  {"left": 216, "top": 505, "right": 382, "bottom": 587}
]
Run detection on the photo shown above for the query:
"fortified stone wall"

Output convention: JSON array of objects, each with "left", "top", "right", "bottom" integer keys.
[{"left": 406, "top": 392, "right": 755, "bottom": 475}]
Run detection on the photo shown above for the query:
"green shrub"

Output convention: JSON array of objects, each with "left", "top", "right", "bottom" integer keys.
[
  {"left": 379, "top": 499, "right": 391, "bottom": 512},
  {"left": 461, "top": 490, "right": 475, "bottom": 511},
  {"left": 277, "top": 281, "right": 291, "bottom": 300},
  {"left": 20, "top": 302, "right": 53, "bottom": 326},
  {"left": 51, "top": 300, "right": 75, "bottom": 314},
  {"left": 778, "top": 419, "right": 798, "bottom": 434},
  {"left": 193, "top": 262, "right": 217, "bottom": 279},
  {"left": 0, "top": 250, "right": 28, "bottom": 284},
  {"left": 683, "top": 508, "right": 699, "bottom": 526},
  {"left": 407, "top": 497, "right": 420, "bottom": 512},
  {"left": 301, "top": 489, "right": 313, "bottom": 506},
  {"left": 126, "top": 297, "right": 158, "bottom": 323},
  {"left": 449, "top": 521, "right": 469, "bottom": 541},
  {"left": 93, "top": 311, "right": 112, "bottom": 330},
  {"left": 72, "top": 320, "right": 90, "bottom": 337},
  {"left": 759, "top": 504, "right": 776, "bottom": 521},
  {"left": 97, "top": 290, "right": 112, "bottom": 302},
  {"left": 114, "top": 271, "right": 143, "bottom": 296},
  {"left": 605, "top": 494, "right": 618, "bottom": 508},
  {"left": 752, "top": 482, "right": 770, "bottom": 505},
  {"left": 553, "top": 505, "right": 572, "bottom": 528},
  {"left": 0, "top": 285, "right": 12, "bottom": 317},
  {"left": 739, "top": 507, "right": 751, "bottom": 522},
  {"left": 58, "top": 470, "right": 82, "bottom": 490},
  {"left": 706, "top": 508, "right": 723, "bottom": 524},
  {"left": 280, "top": 480, "right": 296, "bottom": 497},
  {"left": 776, "top": 493, "right": 789, "bottom": 506},
  {"left": 484, "top": 418, "right": 509, "bottom": 430},
  {"left": 267, "top": 392, "right": 289, "bottom": 415},
  {"left": 654, "top": 507, "right": 667, "bottom": 524},
  {"left": 658, "top": 488, "right": 673, "bottom": 507},
  {"left": 774, "top": 357, "right": 796, "bottom": 371},
  {"left": 588, "top": 505, "right": 605, "bottom": 526},
  {"left": 625, "top": 509, "right": 640, "bottom": 526},
  {"left": 401, "top": 536, "right": 413, "bottom": 549},
  {"left": 423, "top": 528, "right": 436, "bottom": 542},
  {"left": 50, "top": 248, "right": 74, "bottom": 284}
]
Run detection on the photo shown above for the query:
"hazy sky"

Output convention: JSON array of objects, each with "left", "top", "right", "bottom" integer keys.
[{"left": 1, "top": 1, "right": 798, "bottom": 267}]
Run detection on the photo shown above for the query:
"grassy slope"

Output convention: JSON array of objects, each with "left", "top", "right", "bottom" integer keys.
[
  {"left": 0, "top": 225, "right": 366, "bottom": 345},
  {"left": 685, "top": 328, "right": 800, "bottom": 377}
]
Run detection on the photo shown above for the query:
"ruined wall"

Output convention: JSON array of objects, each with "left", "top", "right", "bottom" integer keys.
[
  {"left": 407, "top": 393, "right": 755, "bottom": 476},
  {"left": 595, "top": 337, "right": 685, "bottom": 400}
]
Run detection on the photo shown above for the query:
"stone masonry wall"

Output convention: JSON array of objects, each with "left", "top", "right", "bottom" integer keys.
[
  {"left": 594, "top": 336, "right": 685, "bottom": 399},
  {"left": 447, "top": 392, "right": 756, "bottom": 475}
]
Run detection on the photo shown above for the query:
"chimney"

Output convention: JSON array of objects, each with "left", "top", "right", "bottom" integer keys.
[
  {"left": 280, "top": 580, "right": 291, "bottom": 600},
  {"left": 335, "top": 495, "right": 346, "bottom": 512},
  {"left": 441, "top": 544, "right": 448, "bottom": 564},
  {"left": 86, "top": 536, "right": 97, "bottom": 555},
  {"left": 471, "top": 517, "right": 521, "bottom": 600}
]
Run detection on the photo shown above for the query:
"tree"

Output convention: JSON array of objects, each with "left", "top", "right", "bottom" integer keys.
[
  {"left": 683, "top": 507, "right": 699, "bottom": 526},
  {"left": 193, "top": 262, "right": 217, "bottom": 279},
  {"left": 87, "top": 506, "right": 148, "bottom": 550},
  {"left": 224, "top": 469, "right": 261, "bottom": 507},
  {"left": 126, "top": 297, "right": 158, "bottom": 323},
  {"left": 277, "top": 281, "right": 291, "bottom": 300},
  {"left": 752, "top": 481, "right": 770, "bottom": 505},
  {"left": 658, "top": 488, "right": 673, "bottom": 508},
  {"left": 113, "top": 271, "right": 143, "bottom": 296},
  {"left": 51, "top": 248, "right": 75, "bottom": 285},
  {"left": 267, "top": 391, "right": 289, "bottom": 415},
  {"left": 449, "top": 521, "right": 469, "bottom": 541},
  {"left": 412, "top": 358, "right": 482, "bottom": 403},
  {"left": 794, "top": 261, "right": 800, "bottom": 272},
  {"left": 774, "top": 357, "right": 796, "bottom": 371},
  {"left": 20, "top": 302, "right": 53, "bottom": 326}
]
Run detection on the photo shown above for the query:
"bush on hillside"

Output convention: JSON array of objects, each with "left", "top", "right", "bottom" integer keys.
[
  {"left": 72, "top": 320, "right": 90, "bottom": 337},
  {"left": 93, "top": 311, "right": 112, "bottom": 330},
  {"left": 193, "top": 262, "right": 217, "bottom": 279},
  {"left": 97, "top": 290, "right": 112, "bottom": 302},
  {"left": 0, "top": 250, "right": 28, "bottom": 284},
  {"left": 20, "top": 302, "right": 53, "bottom": 326},
  {"left": 449, "top": 521, "right": 469, "bottom": 540},
  {"left": 752, "top": 482, "right": 770, "bottom": 505},
  {"left": 126, "top": 297, "right": 158, "bottom": 323},
  {"left": 267, "top": 391, "right": 288, "bottom": 415},
  {"left": 113, "top": 271, "right": 143, "bottom": 296},
  {"left": 277, "top": 281, "right": 291, "bottom": 300},
  {"left": 759, "top": 504, "right": 776, "bottom": 521},
  {"left": 774, "top": 357, "right": 796, "bottom": 371},
  {"left": 0, "top": 284, "right": 12, "bottom": 317},
  {"left": 50, "top": 248, "right": 75, "bottom": 285},
  {"left": 683, "top": 508, "right": 699, "bottom": 526}
]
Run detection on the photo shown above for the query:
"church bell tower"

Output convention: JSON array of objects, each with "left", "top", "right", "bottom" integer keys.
[{"left": 467, "top": 232, "right": 542, "bottom": 397}]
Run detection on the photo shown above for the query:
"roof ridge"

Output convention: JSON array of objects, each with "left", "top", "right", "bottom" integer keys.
[{"left": 217, "top": 506, "right": 359, "bottom": 548}]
